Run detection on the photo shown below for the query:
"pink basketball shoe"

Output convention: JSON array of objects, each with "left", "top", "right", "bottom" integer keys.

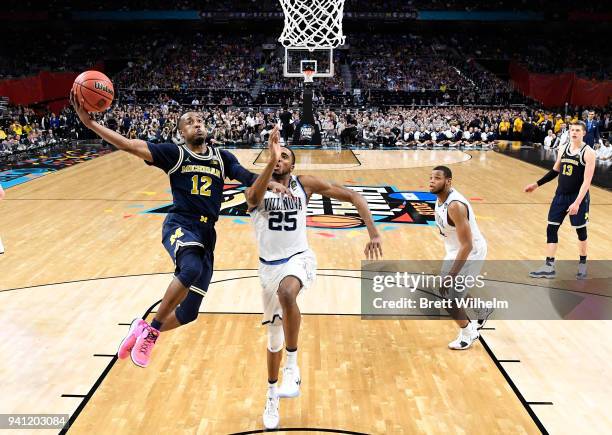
[
  {"left": 117, "top": 319, "right": 148, "bottom": 359},
  {"left": 130, "top": 326, "right": 160, "bottom": 368}
]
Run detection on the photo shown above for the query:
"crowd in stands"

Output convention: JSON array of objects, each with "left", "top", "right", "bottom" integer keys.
[
  {"left": 0, "top": 107, "right": 71, "bottom": 157},
  {"left": 453, "top": 32, "right": 612, "bottom": 81},
  {"left": 3, "top": 101, "right": 610, "bottom": 159},
  {"left": 2, "top": 27, "right": 610, "bottom": 93},
  {"left": 115, "top": 33, "right": 266, "bottom": 91}
]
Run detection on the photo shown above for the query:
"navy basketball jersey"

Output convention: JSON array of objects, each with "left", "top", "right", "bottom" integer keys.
[
  {"left": 146, "top": 142, "right": 256, "bottom": 222},
  {"left": 557, "top": 143, "right": 589, "bottom": 194}
]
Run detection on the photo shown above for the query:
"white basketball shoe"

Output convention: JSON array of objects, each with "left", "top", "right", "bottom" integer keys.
[
  {"left": 278, "top": 365, "right": 301, "bottom": 398},
  {"left": 448, "top": 322, "right": 480, "bottom": 350},
  {"left": 263, "top": 394, "right": 280, "bottom": 429}
]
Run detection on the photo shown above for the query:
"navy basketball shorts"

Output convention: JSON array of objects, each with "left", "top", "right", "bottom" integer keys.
[
  {"left": 547, "top": 191, "right": 590, "bottom": 228},
  {"left": 161, "top": 213, "right": 216, "bottom": 296}
]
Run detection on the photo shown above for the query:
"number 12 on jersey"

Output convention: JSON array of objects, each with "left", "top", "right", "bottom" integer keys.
[
  {"left": 191, "top": 175, "right": 212, "bottom": 196},
  {"left": 269, "top": 211, "right": 297, "bottom": 231}
]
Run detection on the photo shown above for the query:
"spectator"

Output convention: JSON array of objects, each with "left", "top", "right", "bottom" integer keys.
[
  {"left": 584, "top": 110, "right": 601, "bottom": 147},
  {"left": 543, "top": 130, "right": 556, "bottom": 148}
]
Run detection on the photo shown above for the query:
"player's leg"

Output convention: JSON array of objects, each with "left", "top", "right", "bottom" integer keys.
[
  {"left": 440, "top": 257, "right": 480, "bottom": 350},
  {"left": 278, "top": 276, "right": 302, "bottom": 351},
  {"left": 260, "top": 268, "right": 285, "bottom": 430},
  {"left": 162, "top": 249, "right": 214, "bottom": 330},
  {"left": 0, "top": 235, "right": 4, "bottom": 254},
  {"left": 128, "top": 246, "right": 204, "bottom": 367},
  {"left": 277, "top": 275, "right": 302, "bottom": 398},
  {"left": 263, "top": 323, "right": 283, "bottom": 429},
  {"left": 277, "top": 252, "right": 316, "bottom": 398},
  {"left": 530, "top": 193, "right": 567, "bottom": 278},
  {"left": 571, "top": 192, "right": 590, "bottom": 279}
]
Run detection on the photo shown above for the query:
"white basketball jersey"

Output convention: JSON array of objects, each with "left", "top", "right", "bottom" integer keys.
[
  {"left": 434, "top": 188, "right": 486, "bottom": 257},
  {"left": 251, "top": 175, "right": 309, "bottom": 262}
]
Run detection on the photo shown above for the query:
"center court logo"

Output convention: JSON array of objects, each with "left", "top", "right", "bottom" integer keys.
[{"left": 145, "top": 184, "right": 436, "bottom": 230}]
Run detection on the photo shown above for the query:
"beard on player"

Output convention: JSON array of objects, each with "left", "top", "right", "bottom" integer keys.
[
  {"left": 192, "top": 134, "right": 206, "bottom": 146},
  {"left": 273, "top": 162, "right": 292, "bottom": 178}
]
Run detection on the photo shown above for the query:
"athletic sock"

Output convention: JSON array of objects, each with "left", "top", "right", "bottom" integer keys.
[
  {"left": 545, "top": 257, "right": 555, "bottom": 266},
  {"left": 579, "top": 255, "right": 587, "bottom": 264},
  {"left": 267, "top": 380, "right": 278, "bottom": 398},
  {"left": 286, "top": 348, "right": 298, "bottom": 367},
  {"left": 151, "top": 319, "right": 163, "bottom": 331}
]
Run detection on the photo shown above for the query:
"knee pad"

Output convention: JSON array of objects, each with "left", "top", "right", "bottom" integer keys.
[
  {"left": 267, "top": 324, "right": 284, "bottom": 353},
  {"left": 176, "top": 247, "right": 203, "bottom": 288},
  {"left": 546, "top": 224, "right": 559, "bottom": 244},
  {"left": 175, "top": 291, "right": 204, "bottom": 325},
  {"left": 576, "top": 226, "right": 587, "bottom": 241}
]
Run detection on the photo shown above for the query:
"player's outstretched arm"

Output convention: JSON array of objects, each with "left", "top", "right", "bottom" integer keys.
[
  {"left": 299, "top": 175, "right": 383, "bottom": 260},
  {"left": 524, "top": 143, "right": 563, "bottom": 193},
  {"left": 245, "top": 126, "right": 281, "bottom": 209},
  {"left": 70, "top": 90, "right": 153, "bottom": 162}
]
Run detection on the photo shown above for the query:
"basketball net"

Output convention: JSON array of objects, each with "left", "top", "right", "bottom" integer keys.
[
  {"left": 303, "top": 69, "right": 315, "bottom": 83},
  {"left": 278, "top": 0, "right": 346, "bottom": 50},
  {"left": 279, "top": 0, "right": 345, "bottom": 80}
]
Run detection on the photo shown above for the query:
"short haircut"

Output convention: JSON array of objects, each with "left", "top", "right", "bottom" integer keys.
[
  {"left": 570, "top": 121, "right": 587, "bottom": 132},
  {"left": 433, "top": 165, "right": 452, "bottom": 179}
]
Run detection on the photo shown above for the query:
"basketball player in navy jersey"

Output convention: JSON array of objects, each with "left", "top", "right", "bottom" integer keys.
[
  {"left": 70, "top": 91, "right": 288, "bottom": 367},
  {"left": 524, "top": 121, "right": 596, "bottom": 279},
  {"left": 245, "top": 128, "right": 382, "bottom": 429}
]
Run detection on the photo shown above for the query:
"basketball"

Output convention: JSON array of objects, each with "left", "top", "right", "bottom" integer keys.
[{"left": 72, "top": 70, "right": 114, "bottom": 112}]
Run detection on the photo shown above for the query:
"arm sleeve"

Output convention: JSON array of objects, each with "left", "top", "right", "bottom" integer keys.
[
  {"left": 537, "top": 169, "right": 560, "bottom": 186},
  {"left": 221, "top": 149, "right": 257, "bottom": 186},
  {"left": 145, "top": 142, "right": 181, "bottom": 173}
]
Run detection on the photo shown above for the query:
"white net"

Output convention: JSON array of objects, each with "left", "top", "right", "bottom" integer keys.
[{"left": 278, "top": 0, "right": 346, "bottom": 49}]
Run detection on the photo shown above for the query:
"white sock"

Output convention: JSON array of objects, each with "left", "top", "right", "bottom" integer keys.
[
  {"left": 267, "top": 381, "right": 278, "bottom": 398},
  {"left": 286, "top": 348, "right": 298, "bottom": 367},
  {"left": 0, "top": 236, "right": 4, "bottom": 253}
]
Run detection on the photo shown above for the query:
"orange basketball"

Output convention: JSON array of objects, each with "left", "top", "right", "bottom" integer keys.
[{"left": 72, "top": 70, "right": 114, "bottom": 112}]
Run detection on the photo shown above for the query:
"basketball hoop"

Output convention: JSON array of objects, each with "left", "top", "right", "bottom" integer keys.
[
  {"left": 303, "top": 68, "right": 315, "bottom": 83},
  {"left": 278, "top": 0, "right": 346, "bottom": 79}
]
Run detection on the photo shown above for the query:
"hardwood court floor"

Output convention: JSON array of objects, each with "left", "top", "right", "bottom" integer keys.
[
  {"left": 70, "top": 314, "right": 537, "bottom": 434},
  {"left": 0, "top": 148, "right": 610, "bottom": 434}
]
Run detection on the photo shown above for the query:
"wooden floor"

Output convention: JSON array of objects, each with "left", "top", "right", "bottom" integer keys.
[{"left": 0, "top": 148, "right": 610, "bottom": 434}]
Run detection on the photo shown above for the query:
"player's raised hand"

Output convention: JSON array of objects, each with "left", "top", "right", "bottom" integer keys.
[
  {"left": 70, "top": 89, "right": 93, "bottom": 128},
  {"left": 364, "top": 235, "right": 383, "bottom": 260},
  {"left": 268, "top": 125, "right": 281, "bottom": 160},
  {"left": 523, "top": 183, "right": 538, "bottom": 193}
]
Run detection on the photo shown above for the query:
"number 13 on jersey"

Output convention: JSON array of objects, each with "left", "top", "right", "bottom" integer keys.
[{"left": 562, "top": 164, "right": 573, "bottom": 176}]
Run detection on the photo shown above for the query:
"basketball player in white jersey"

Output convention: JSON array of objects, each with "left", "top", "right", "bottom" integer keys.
[
  {"left": 431, "top": 165, "right": 488, "bottom": 350},
  {"left": 246, "top": 127, "right": 383, "bottom": 429}
]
